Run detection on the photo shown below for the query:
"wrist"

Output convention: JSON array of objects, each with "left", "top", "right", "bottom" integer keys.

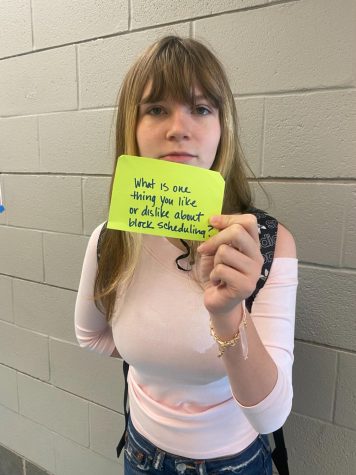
[
  {"left": 210, "top": 301, "right": 248, "bottom": 358},
  {"left": 209, "top": 302, "right": 244, "bottom": 340}
]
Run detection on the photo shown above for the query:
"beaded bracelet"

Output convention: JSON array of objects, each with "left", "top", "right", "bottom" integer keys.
[{"left": 210, "top": 301, "right": 248, "bottom": 359}]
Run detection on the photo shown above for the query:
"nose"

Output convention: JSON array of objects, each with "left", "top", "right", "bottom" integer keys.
[{"left": 166, "top": 108, "right": 191, "bottom": 141}]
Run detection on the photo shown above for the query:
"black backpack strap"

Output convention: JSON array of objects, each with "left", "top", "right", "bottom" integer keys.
[
  {"left": 116, "top": 361, "right": 130, "bottom": 458},
  {"left": 245, "top": 209, "right": 289, "bottom": 475},
  {"left": 245, "top": 208, "right": 278, "bottom": 313},
  {"left": 272, "top": 428, "right": 289, "bottom": 475}
]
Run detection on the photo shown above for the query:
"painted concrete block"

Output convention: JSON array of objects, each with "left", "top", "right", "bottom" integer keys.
[
  {"left": 43, "top": 233, "right": 88, "bottom": 290},
  {"left": 235, "top": 97, "right": 264, "bottom": 177},
  {"left": 79, "top": 24, "right": 189, "bottom": 108},
  {"left": 264, "top": 91, "right": 356, "bottom": 178},
  {"left": 13, "top": 279, "right": 77, "bottom": 343},
  {"left": 131, "top": 0, "right": 268, "bottom": 28},
  {"left": 252, "top": 182, "right": 349, "bottom": 266},
  {"left": 297, "top": 266, "right": 356, "bottom": 352},
  {"left": 54, "top": 433, "right": 120, "bottom": 475},
  {"left": 50, "top": 339, "right": 124, "bottom": 412},
  {"left": 0, "top": 47, "right": 77, "bottom": 116},
  {"left": 4, "top": 175, "right": 82, "bottom": 234},
  {"left": 343, "top": 187, "right": 356, "bottom": 269},
  {"left": 83, "top": 176, "right": 111, "bottom": 235},
  {"left": 0, "top": 0, "right": 32, "bottom": 58},
  {"left": 334, "top": 352, "right": 356, "bottom": 431},
  {"left": 18, "top": 373, "right": 89, "bottom": 445},
  {"left": 0, "top": 116, "right": 39, "bottom": 172},
  {"left": 0, "top": 275, "right": 13, "bottom": 323},
  {"left": 0, "top": 321, "right": 49, "bottom": 380},
  {"left": 0, "top": 405, "right": 55, "bottom": 473},
  {"left": 0, "top": 227, "right": 43, "bottom": 282},
  {"left": 39, "top": 110, "right": 115, "bottom": 174},
  {"left": 284, "top": 412, "right": 356, "bottom": 475},
  {"left": 89, "top": 403, "right": 125, "bottom": 461},
  {"left": 32, "top": 0, "right": 128, "bottom": 49},
  {"left": 0, "top": 364, "right": 18, "bottom": 412},
  {"left": 194, "top": 0, "right": 354, "bottom": 94},
  {"left": 293, "top": 342, "right": 337, "bottom": 421}
]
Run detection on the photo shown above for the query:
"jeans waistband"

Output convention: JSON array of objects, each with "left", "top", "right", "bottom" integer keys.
[{"left": 125, "top": 417, "right": 271, "bottom": 474}]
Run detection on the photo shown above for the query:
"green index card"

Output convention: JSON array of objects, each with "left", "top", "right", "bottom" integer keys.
[{"left": 107, "top": 155, "right": 225, "bottom": 241}]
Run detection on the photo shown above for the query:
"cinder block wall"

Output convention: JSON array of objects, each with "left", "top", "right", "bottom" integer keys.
[{"left": 0, "top": 1, "right": 355, "bottom": 474}]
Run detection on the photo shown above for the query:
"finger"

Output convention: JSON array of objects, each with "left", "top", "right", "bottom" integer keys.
[
  {"left": 209, "top": 264, "right": 254, "bottom": 296},
  {"left": 210, "top": 214, "right": 259, "bottom": 242},
  {"left": 199, "top": 223, "right": 260, "bottom": 260},
  {"left": 213, "top": 243, "right": 252, "bottom": 275},
  {"left": 213, "top": 244, "right": 263, "bottom": 291}
]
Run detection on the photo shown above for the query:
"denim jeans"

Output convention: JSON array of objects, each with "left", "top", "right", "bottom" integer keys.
[{"left": 124, "top": 417, "right": 272, "bottom": 475}]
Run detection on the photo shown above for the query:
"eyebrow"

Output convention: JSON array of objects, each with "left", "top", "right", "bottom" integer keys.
[{"left": 139, "top": 94, "right": 210, "bottom": 105}]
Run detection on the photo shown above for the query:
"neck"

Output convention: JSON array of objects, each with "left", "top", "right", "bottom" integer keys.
[{"left": 165, "top": 237, "right": 187, "bottom": 252}]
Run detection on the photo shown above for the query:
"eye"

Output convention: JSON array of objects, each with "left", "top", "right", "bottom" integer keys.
[
  {"left": 194, "top": 105, "right": 212, "bottom": 116},
  {"left": 147, "top": 106, "right": 165, "bottom": 116}
]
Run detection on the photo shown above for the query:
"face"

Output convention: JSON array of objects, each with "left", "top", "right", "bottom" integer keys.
[{"left": 136, "top": 83, "right": 221, "bottom": 169}]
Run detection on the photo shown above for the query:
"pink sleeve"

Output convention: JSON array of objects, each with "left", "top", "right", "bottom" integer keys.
[
  {"left": 74, "top": 223, "right": 116, "bottom": 356},
  {"left": 234, "top": 257, "right": 298, "bottom": 433}
]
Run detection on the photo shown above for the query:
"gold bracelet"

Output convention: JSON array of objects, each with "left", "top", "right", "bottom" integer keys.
[{"left": 210, "top": 303, "right": 248, "bottom": 358}]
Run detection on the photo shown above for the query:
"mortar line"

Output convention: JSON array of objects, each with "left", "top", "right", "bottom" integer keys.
[
  {"left": 249, "top": 177, "right": 356, "bottom": 184},
  {"left": 47, "top": 334, "right": 51, "bottom": 387},
  {"left": 80, "top": 177, "right": 85, "bottom": 234},
  {"left": 87, "top": 401, "right": 91, "bottom": 449},
  {"left": 128, "top": 0, "right": 132, "bottom": 30},
  {"left": 75, "top": 45, "right": 80, "bottom": 110},
  {"left": 10, "top": 273, "right": 14, "bottom": 322},
  {"left": 0, "top": 0, "right": 309, "bottom": 63},
  {"left": 331, "top": 352, "right": 340, "bottom": 423},
  {"left": 294, "top": 339, "right": 356, "bottom": 355},
  {"left": 0, "top": 105, "right": 118, "bottom": 120},
  {"left": 0, "top": 172, "right": 111, "bottom": 178},
  {"left": 36, "top": 116, "right": 41, "bottom": 170},
  {"left": 260, "top": 97, "right": 266, "bottom": 177},
  {"left": 1, "top": 172, "right": 355, "bottom": 183},
  {"left": 41, "top": 231, "right": 46, "bottom": 283},
  {"left": 0, "top": 223, "right": 94, "bottom": 237},
  {"left": 234, "top": 86, "right": 356, "bottom": 98},
  {"left": 298, "top": 261, "right": 356, "bottom": 273},
  {"left": 0, "top": 361, "right": 126, "bottom": 416},
  {"left": 290, "top": 410, "right": 356, "bottom": 433},
  {"left": 0, "top": 273, "right": 80, "bottom": 292},
  {"left": 16, "top": 369, "right": 20, "bottom": 417},
  {"left": 190, "top": 21, "right": 194, "bottom": 38},
  {"left": 338, "top": 192, "right": 349, "bottom": 267},
  {"left": 29, "top": 0, "right": 35, "bottom": 50}
]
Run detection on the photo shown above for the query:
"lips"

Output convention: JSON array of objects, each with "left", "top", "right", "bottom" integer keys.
[{"left": 160, "top": 152, "right": 196, "bottom": 163}]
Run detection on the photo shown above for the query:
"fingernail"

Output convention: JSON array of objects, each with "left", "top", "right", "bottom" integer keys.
[{"left": 210, "top": 215, "right": 219, "bottom": 225}]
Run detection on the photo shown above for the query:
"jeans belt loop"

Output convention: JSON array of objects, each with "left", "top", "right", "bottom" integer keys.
[
  {"left": 196, "top": 460, "right": 207, "bottom": 475},
  {"left": 152, "top": 448, "right": 165, "bottom": 471}
]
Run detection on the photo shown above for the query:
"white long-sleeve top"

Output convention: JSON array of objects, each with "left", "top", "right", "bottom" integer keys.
[{"left": 75, "top": 223, "right": 298, "bottom": 458}]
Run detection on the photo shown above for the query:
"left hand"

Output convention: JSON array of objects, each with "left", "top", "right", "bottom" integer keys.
[{"left": 197, "top": 214, "right": 264, "bottom": 317}]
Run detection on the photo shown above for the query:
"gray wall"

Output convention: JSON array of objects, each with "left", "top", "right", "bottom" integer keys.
[{"left": 0, "top": 1, "right": 355, "bottom": 474}]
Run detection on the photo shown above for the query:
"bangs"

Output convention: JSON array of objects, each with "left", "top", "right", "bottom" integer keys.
[{"left": 140, "top": 37, "right": 223, "bottom": 109}]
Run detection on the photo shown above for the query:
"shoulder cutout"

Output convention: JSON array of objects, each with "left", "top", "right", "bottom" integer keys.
[{"left": 275, "top": 224, "right": 297, "bottom": 258}]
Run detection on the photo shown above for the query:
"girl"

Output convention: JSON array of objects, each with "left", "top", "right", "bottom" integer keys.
[{"left": 75, "top": 36, "right": 297, "bottom": 475}]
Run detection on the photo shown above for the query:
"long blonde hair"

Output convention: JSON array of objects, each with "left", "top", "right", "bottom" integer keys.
[{"left": 94, "top": 36, "right": 253, "bottom": 321}]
